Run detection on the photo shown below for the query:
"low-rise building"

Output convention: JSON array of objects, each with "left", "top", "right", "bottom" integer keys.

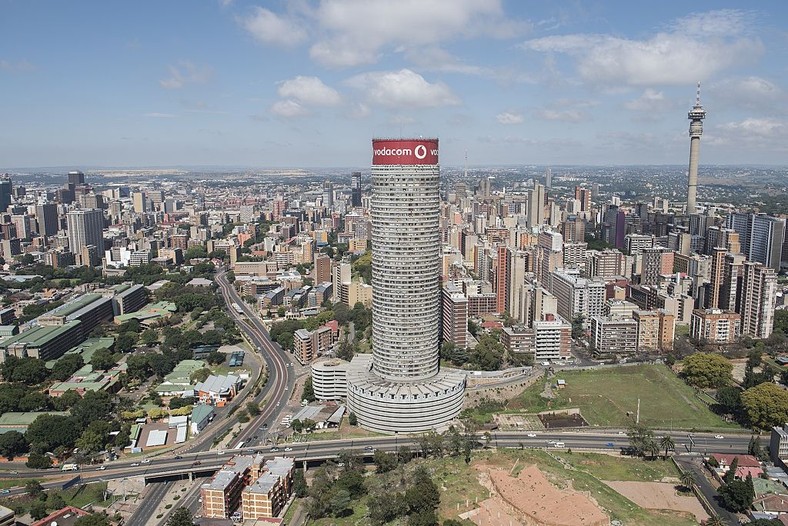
[
  {"left": 112, "top": 283, "right": 148, "bottom": 316},
  {"left": 195, "top": 374, "right": 241, "bottom": 407},
  {"left": 0, "top": 320, "right": 84, "bottom": 362},
  {"left": 590, "top": 316, "right": 638, "bottom": 356},
  {"left": 690, "top": 309, "right": 741, "bottom": 344},
  {"left": 533, "top": 315, "right": 571, "bottom": 362},
  {"left": 770, "top": 424, "right": 788, "bottom": 464},
  {"left": 311, "top": 359, "right": 349, "bottom": 401},
  {"left": 201, "top": 456, "right": 257, "bottom": 519},
  {"left": 241, "top": 457, "right": 295, "bottom": 520}
]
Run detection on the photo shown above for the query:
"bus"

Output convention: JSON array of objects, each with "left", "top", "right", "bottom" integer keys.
[{"left": 231, "top": 303, "right": 244, "bottom": 315}]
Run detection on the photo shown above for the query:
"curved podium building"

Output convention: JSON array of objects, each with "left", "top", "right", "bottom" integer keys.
[{"left": 346, "top": 138, "right": 465, "bottom": 434}]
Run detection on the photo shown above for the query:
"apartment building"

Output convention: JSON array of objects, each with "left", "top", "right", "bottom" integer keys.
[
  {"left": 590, "top": 316, "right": 638, "bottom": 356},
  {"left": 690, "top": 309, "right": 741, "bottom": 344}
]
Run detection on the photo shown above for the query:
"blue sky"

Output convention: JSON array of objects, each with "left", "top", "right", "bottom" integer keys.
[{"left": 2, "top": 1, "right": 787, "bottom": 168}]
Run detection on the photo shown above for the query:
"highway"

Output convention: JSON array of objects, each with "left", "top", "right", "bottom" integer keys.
[
  {"left": 0, "top": 429, "right": 754, "bottom": 490},
  {"left": 214, "top": 269, "right": 297, "bottom": 449}
]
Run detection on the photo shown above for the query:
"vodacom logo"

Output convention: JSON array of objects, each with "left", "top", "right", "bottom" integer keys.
[{"left": 414, "top": 144, "right": 427, "bottom": 159}]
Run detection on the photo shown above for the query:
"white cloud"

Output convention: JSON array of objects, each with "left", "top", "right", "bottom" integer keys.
[
  {"left": 624, "top": 89, "right": 673, "bottom": 111},
  {"left": 240, "top": 7, "right": 307, "bottom": 48},
  {"left": 144, "top": 112, "right": 176, "bottom": 118},
  {"left": 277, "top": 76, "right": 341, "bottom": 106},
  {"left": 309, "top": 0, "right": 528, "bottom": 68},
  {"left": 712, "top": 76, "right": 785, "bottom": 112},
  {"left": 496, "top": 112, "right": 523, "bottom": 125},
  {"left": 270, "top": 100, "right": 309, "bottom": 118},
  {"left": 521, "top": 10, "right": 761, "bottom": 86},
  {"left": 534, "top": 109, "right": 584, "bottom": 122},
  {"left": 160, "top": 61, "right": 213, "bottom": 89},
  {"left": 719, "top": 118, "right": 785, "bottom": 138},
  {"left": 404, "top": 47, "right": 486, "bottom": 75},
  {"left": 346, "top": 69, "right": 460, "bottom": 108}
]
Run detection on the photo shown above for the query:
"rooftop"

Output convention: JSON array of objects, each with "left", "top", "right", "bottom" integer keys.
[{"left": 1, "top": 320, "right": 82, "bottom": 348}]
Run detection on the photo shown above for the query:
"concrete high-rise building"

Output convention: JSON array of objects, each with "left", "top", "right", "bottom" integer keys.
[
  {"left": 345, "top": 138, "right": 465, "bottom": 434},
  {"left": 574, "top": 186, "right": 591, "bottom": 212},
  {"left": 494, "top": 246, "right": 510, "bottom": 314},
  {"left": 720, "top": 253, "right": 746, "bottom": 313},
  {"left": 640, "top": 246, "right": 674, "bottom": 286},
  {"left": 591, "top": 316, "right": 638, "bottom": 356},
  {"left": 351, "top": 171, "right": 362, "bottom": 207},
  {"left": 66, "top": 209, "right": 104, "bottom": 262},
  {"left": 527, "top": 182, "right": 545, "bottom": 228},
  {"left": 313, "top": 254, "right": 331, "bottom": 285},
  {"left": 725, "top": 213, "right": 784, "bottom": 270},
  {"left": 35, "top": 203, "right": 59, "bottom": 237},
  {"left": 0, "top": 177, "right": 11, "bottom": 213},
  {"left": 706, "top": 247, "right": 727, "bottom": 310},
  {"left": 67, "top": 171, "right": 85, "bottom": 187},
  {"left": 545, "top": 167, "right": 552, "bottom": 189},
  {"left": 441, "top": 283, "right": 468, "bottom": 349},
  {"left": 740, "top": 262, "right": 777, "bottom": 339},
  {"left": 132, "top": 191, "right": 147, "bottom": 213},
  {"left": 686, "top": 83, "right": 706, "bottom": 213},
  {"left": 322, "top": 181, "right": 334, "bottom": 208}
]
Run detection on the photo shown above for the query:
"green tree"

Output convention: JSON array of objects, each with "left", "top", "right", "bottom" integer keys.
[
  {"left": 30, "top": 501, "right": 48, "bottom": 521},
  {"left": 660, "top": 435, "right": 675, "bottom": 460},
  {"left": 90, "top": 348, "right": 117, "bottom": 371},
  {"left": 115, "top": 331, "right": 138, "bottom": 353},
  {"left": 718, "top": 476, "right": 755, "bottom": 512},
  {"left": 0, "top": 430, "right": 29, "bottom": 460},
  {"left": 140, "top": 329, "right": 159, "bottom": 346},
  {"left": 715, "top": 386, "right": 742, "bottom": 415},
  {"left": 246, "top": 401, "right": 260, "bottom": 417},
  {"left": 373, "top": 450, "right": 397, "bottom": 473},
  {"left": 71, "top": 391, "right": 112, "bottom": 427},
  {"left": 348, "top": 412, "right": 358, "bottom": 426},
  {"left": 25, "top": 480, "right": 44, "bottom": 497},
  {"left": 19, "top": 392, "right": 50, "bottom": 412},
  {"left": 681, "top": 352, "right": 732, "bottom": 388},
  {"left": 10, "top": 358, "right": 49, "bottom": 385},
  {"left": 26, "top": 452, "right": 53, "bottom": 469},
  {"left": 627, "top": 423, "right": 656, "bottom": 457},
  {"left": 166, "top": 508, "right": 194, "bottom": 526},
  {"left": 302, "top": 377, "right": 316, "bottom": 402},
  {"left": 26, "top": 414, "right": 82, "bottom": 453},
  {"left": 405, "top": 467, "right": 440, "bottom": 521},
  {"left": 50, "top": 354, "right": 85, "bottom": 381},
  {"left": 679, "top": 470, "right": 695, "bottom": 491},
  {"left": 74, "top": 513, "right": 112, "bottom": 526},
  {"left": 741, "top": 381, "right": 788, "bottom": 430},
  {"left": 293, "top": 468, "right": 308, "bottom": 498}
]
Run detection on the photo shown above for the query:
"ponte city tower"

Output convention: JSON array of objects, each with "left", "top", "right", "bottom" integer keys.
[
  {"left": 345, "top": 138, "right": 466, "bottom": 434},
  {"left": 686, "top": 82, "right": 706, "bottom": 213}
]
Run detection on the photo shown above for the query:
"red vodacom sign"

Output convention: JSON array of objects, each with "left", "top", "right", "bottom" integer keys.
[{"left": 372, "top": 138, "right": 439, "bottom": 165}]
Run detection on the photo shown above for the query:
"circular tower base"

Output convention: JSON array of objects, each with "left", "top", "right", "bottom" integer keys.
[{"left": 345, "top": 355, "right": 466, "bottom": 434}]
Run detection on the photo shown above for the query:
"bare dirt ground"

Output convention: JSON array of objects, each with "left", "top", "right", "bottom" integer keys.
[
  {"left": 464, "top": 464, "right": 609, "bottom": 526},
  {"left": 603, "top": 480, "right": 709, "bottom": 523}
]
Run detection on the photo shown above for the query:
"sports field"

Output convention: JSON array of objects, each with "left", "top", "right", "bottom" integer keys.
[{"left": 513, "top": 364, "right": 740, "bottom": 430}]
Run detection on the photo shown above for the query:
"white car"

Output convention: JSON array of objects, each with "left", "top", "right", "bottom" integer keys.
[
  {"left": 714, "top": 434, "right": 725, "bottom": 439},
  {"left": 526, "top": 433, "right": 537, "bottom": 438},
  {"left": 141, "top": 459, "right": 151, "bottom": 464},
  {"left": 97, "top": 465, "right": 106, "bottom": 471},
  {"left": 284, "top": 447, "right": 293, "bottom": 452}
]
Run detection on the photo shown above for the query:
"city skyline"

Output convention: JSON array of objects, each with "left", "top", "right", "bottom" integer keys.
[{"left": 2, "top": 1, "right": 788, "bottom": 168}]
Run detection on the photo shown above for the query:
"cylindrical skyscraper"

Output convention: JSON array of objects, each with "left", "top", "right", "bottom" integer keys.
[
  {"left": 370, "top": 138, "right": 441, "bottom": 381},
  {"left": 345, "top": 138, "right": 465, "bottom": 433},
  {"left": 686, "top": 82, "right": 706, "bottom": 214}
]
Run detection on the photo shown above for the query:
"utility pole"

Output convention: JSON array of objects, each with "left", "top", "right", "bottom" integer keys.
[{"left": 636, "top": 398, "right": 640, "bottom": 425}]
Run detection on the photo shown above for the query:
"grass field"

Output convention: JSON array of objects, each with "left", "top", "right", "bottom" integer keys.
[
  {"left": 511, "top": 364, "right": 740, "bottom": 430},
  {"left": 302, "top": 450, "right": 696, "bottom": 526}
]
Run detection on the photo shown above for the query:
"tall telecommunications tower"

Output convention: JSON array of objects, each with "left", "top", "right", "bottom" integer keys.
[{"left": 686, "top": 82, "right": 706, "bottom": 213}]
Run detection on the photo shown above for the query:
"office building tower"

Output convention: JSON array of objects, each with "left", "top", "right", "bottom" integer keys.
[
  {"left": 35, "top": 204, "right": 59, "bottom": 237},
  {"left": 68, "top": 171, "right": 85, "bottom": 187},
  {"left": 640, "top": 246, "right": 674, "bottom": 286},
  {"left": 545, "top": 167, "right": 552, "bottom": 189},
  {"left": 740, "top": 262, "right": 777, "bottom": 339},
  {"left": 574, "top": 186, "right": 592, "bottom": 212},
  {"left": 686, "top": 83, "right": 706, "bottom": 213},
  {"left": 0, "top": 177, "right": 11, "bottom": 213},
  {"left": 726, "top": 213, "right": 785, "bottom": 271},
  {"left": 494, "top": 246, "right": 510, "bottom": 314},
  {"left": 706, "top": 247, "right": 726, "bottom": 310},
  {"left": 527, "top": 182, "right": 545, "bottom": 228},
  {"left": 345, "top": 138, "right": 465, "bottom": 433},
  {"left": 132, "top": 191, "right": 147, "bottom": 214},
  {"left": 322, "top": 181, "right": 334, "bottom": 208},
  {"left": 313, "top": 254, "right": 331, "bottom": 285},
  {"left": 549, "top": 271, "right": 606, "bottom": 327},
  {"left": 66, "top": 209, "right": 104, "bottom": 263},
  {"left": 351, "top": 171, "right": 362, "bottom": 207},
  {"left": 441, "top": 284, "right": 468, "bottom": 349},
  {"left": 720, "top": 253, "right": 745, "bottom": 313}
]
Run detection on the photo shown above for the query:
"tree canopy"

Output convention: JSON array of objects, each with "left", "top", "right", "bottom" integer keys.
[
  {"left": 741, "top": 381, "right": 788, "bottom": 430},
  {"left": 680, "top": 352, "right": 732, "bottom": 388}
]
